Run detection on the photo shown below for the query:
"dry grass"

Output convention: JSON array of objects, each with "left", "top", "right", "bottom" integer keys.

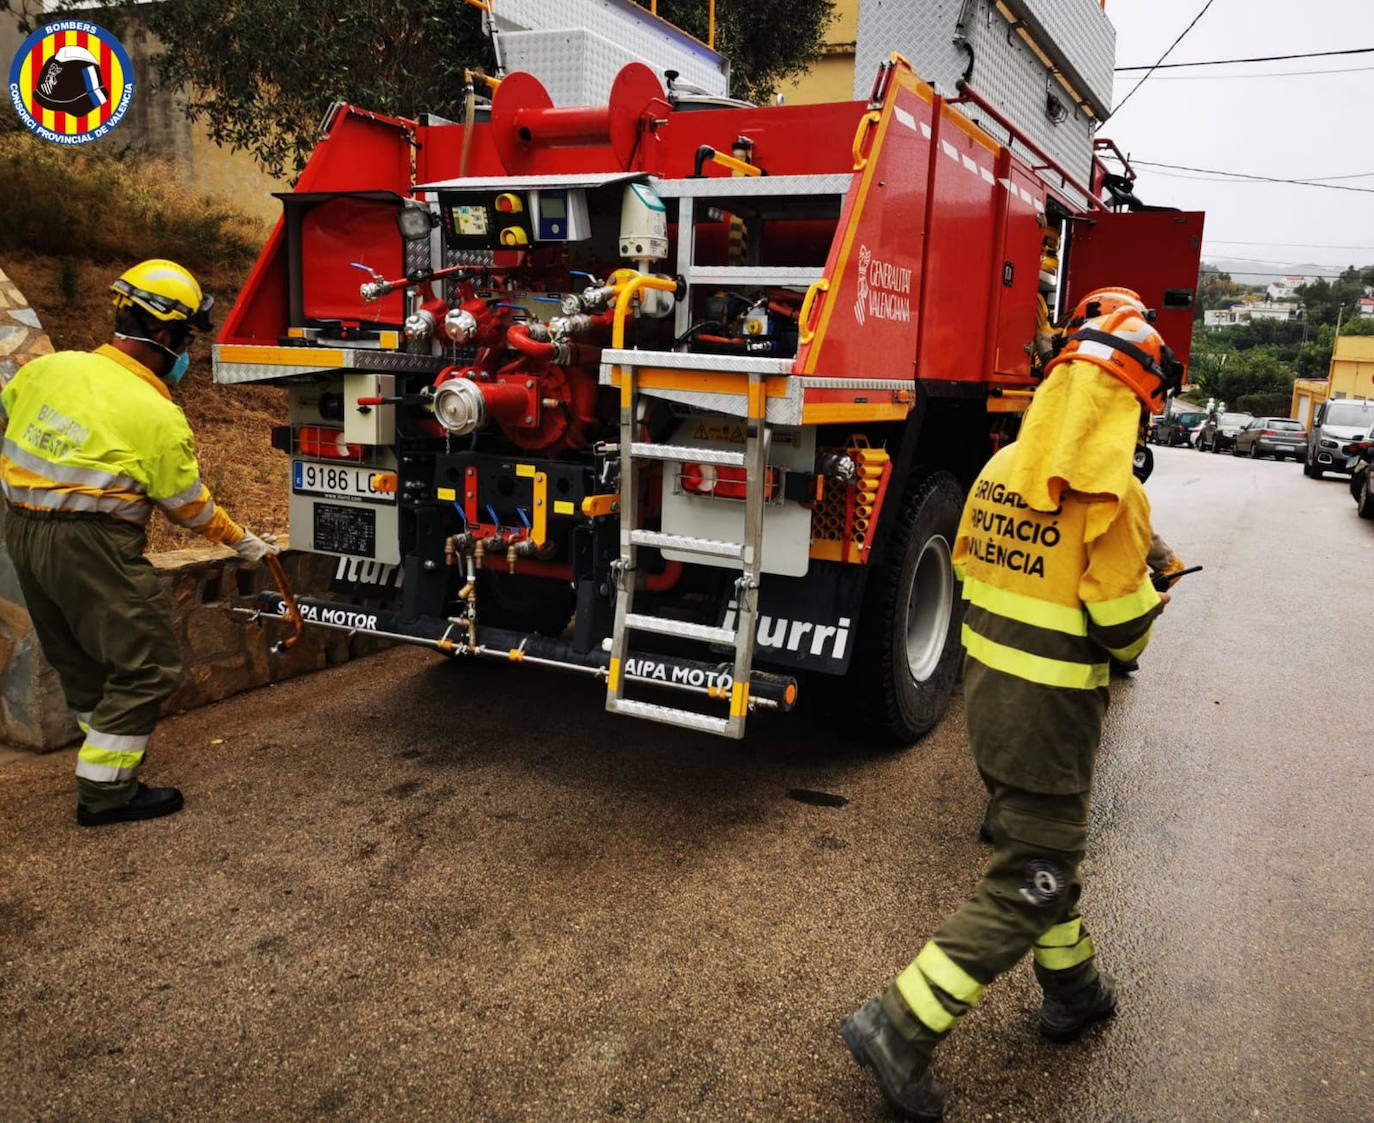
[{"left": 1, "top": 134, "right": 289, "bottom": 552}]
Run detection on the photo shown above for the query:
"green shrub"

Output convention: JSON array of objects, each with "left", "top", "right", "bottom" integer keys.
[
  {"left": 0, "top": 132, "right": 263, "bottom": 272},
  {"left": 1235, "top": 393, "right": 1294, "bottom": 418}
]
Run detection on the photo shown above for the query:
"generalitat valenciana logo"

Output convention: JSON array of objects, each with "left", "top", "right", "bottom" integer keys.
[{"left": 8, "top": 21, "right": 134, "bottom": 145}]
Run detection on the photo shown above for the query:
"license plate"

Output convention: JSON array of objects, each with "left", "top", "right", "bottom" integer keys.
[{"left": 292, "top": 461, "right": 395, "bottom": 504}]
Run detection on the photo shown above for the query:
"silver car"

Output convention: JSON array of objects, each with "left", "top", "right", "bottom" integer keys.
[
  {"left": 1232, "top": 417, "right": 1307, "bottom": 461},
  {"left": 1305, "top": 398, "right": 1374, "bottom": 478}
]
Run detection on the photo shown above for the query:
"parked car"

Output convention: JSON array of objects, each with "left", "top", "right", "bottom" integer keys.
[
  {"left": 1304, "top": 397, "right": 1374, "bottom": 478},
  {"left": 1344, "top": 424, "right": 1374, "bottom": 518},
  {"left": 1199, "top": 411, "right": 1253, "bottom": 453},
  {"left": 1151, "top": 410, "right": 1207, "bottom": 447},
  {"left": 1232, "top": 417, "right": 1307, "bottom": 460}
]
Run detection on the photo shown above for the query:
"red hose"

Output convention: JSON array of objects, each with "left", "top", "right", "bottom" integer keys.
[{"left": 507, "top": 323, "right": 557, "bottom": 359}]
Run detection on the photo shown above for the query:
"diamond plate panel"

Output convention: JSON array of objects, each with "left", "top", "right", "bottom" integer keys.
[
  {"left": 1004, "top": 0, "right": 1114, "bottom": 111},
  {"left": 491, "top": 0, "right": 726, "bottom": 102},
  {"left": 855, "top": 0, "right": 1112, "bottom": 202}
]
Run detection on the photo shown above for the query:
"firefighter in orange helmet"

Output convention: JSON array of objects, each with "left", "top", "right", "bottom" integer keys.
[{"left": 840, "top": 291, "right": 1181, "bottom": 1120}]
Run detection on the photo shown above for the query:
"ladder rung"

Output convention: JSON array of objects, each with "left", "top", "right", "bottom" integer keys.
[
  {"left": 629, "top": 530, "right": 744, "bottom": 560},
  {"left": 624, "top": 613, "right": 736, "bottom": 645},
  {"left": 607, "top": 698, "right": 732, "bottom": 735},
  {"left": 630, "top": 442, "right": 746, "bottom": 467}
]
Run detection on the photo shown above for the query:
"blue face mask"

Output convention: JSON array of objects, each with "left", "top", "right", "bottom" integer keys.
[{"left": 165, "top": 349, "right": 191, "bottom": 385}]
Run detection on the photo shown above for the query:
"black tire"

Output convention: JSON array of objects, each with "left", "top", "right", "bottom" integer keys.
[
  {"left": 1250, "top": 442, "right": 1260, "bottom": 459},
  {"left": 1358, "top": 472, "right": 1374, "bottom": 520},
  {"left": 1133, "top": 445, "right": 1153, "bottom": 480},
  {"left": 1310, "top": 457, "right": 1324, "bottom": 479},
  {"left": 843, "top": 469, "right": 965, "bottom": 746},
  {"left": 1231, "top": 441, "right": 1242, "bottom": 457}
]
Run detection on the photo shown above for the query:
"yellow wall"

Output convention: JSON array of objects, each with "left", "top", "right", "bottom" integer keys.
[
  {"left": 1291, "top": 336, "right": 1374, "bottom": 422},
  {"left": 776, "top": 0, "right": 860, "bottom": 105}
]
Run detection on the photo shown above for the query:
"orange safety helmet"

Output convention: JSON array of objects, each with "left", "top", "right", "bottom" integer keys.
[
  {"left": 1048, "top": 305, "right": 1183, "bottom": 412},
  {"left": 1067, "top": 286, "right": 1152, "bottom": 325}
]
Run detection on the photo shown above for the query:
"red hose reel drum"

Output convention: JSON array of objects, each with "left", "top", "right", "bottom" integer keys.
[{"left": 490, "top": 63, "right": 668, "bottom": 173}]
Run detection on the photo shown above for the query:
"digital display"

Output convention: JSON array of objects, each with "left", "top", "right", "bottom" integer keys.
[
  {"left": 452, "top": 205, "right": 489, "bottom": 236},
  {"left": 540, "top": 195, "right": 567, "bottom": 219}
]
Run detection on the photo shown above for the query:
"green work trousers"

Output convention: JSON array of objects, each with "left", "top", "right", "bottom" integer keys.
[
  {"left": 881, "top": 778, "right": 1099, "bottom": 1056},
  {"left": 4, "top": 506, "right": 183, "bottom": 811}
]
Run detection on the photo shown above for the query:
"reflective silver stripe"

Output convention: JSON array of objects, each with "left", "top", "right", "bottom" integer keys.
[
  {"left": 169, "top": 498, "right": 217, "bottom": 529},
  {"left": 1, "top": 439, "right": 144, "bottom": 492},
  {"left": 2, "top": 484, "right": 152, "bottom": 523},
  {"left": 85, "top": 729, "right": 151, "bottom": 753},
  {"left": 154, "top": 478, "right": 206, "bottom": 511},
  {"left": 74, "top": 758, "right": 140, "bottom": 783}
]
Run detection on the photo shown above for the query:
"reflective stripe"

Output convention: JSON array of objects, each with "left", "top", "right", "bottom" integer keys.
[
  {"left": 915, "top": 941, "right": 985, "bottom": 1006},
  {"left": 1, "top": 440, "right": 143, "bottom": 492},
  {"left": 75, "top": 710, "right": 93, "bottom": 734},
  {"left": 2, "top": 483, "right": 152, "bottom": 523},
  {"left": 75, "top": 744, "right": 146, "bottom": 783},
  {"left": 894, "top": 962, "right": 957, "bottom": 1035},
  {"left": 1104, "top": 623, "right": 1152, "bottom": 663},
  {"left": 167, "top": 496, "right": 217, "bottom": 529},
  {"left": 85, "top": 729, "right": 151, "bottom": 753},
  {"left": 962, "top": 625, "right": 1109, "bottom": 690},
  {"left": 1086, "top": 576, "right": 1159, "bottom": 628},
  {"left": 1036, "top": 918, "right": 1082, "bottom": 948},
  {"left": 154, "top": 477, "right": 206, "bottom": 511},
  {"left": 1033, "top": 934, "right": 1096, "bottom": 971},
  {"left": 962, "top": 574, "right": 1087, "bottom": 637}
]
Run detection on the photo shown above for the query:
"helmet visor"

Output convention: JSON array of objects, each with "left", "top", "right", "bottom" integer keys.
[{"left": 113, "top": 279, "right": 215, "bottom": 332}]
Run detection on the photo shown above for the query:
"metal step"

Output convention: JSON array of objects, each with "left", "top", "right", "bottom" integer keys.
[
  {"left": 624, "top": 613, "right": 736, "bottom": 645},
  {"left": 629, "top": 529, "right": 745, "bottom": 560},
  {"left": 630, "top": 442, "right": 746, "bottom": 467},
  {"left": 607, "top": 697, "right": 732, "bottom": 736}
]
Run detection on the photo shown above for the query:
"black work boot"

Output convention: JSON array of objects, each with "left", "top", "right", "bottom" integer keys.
[
  {"left": 840, "top": 999, "right": 946, "bottom": 1121},
  {"left": 1039, "top": 971, "right": 1118, "bottom": 1043},
  {"left": 77, "top": 783, "right": 184, "bottom": 827}
]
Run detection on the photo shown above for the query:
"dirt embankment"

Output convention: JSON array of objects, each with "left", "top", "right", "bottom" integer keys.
[{"left": 1, "top": 132, "right": 289, "bottom": 551}]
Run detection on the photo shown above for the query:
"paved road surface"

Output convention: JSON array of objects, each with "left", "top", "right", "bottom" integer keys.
[{"left": 2, "top": 445, "right": 1371, "bottom": 1121}]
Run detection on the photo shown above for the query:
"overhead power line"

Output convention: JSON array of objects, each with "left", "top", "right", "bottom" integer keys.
[
  {"left": 1116, "top": 46, "right": 1374, "bottom": 71},
  {"left": 1133, "top": 160, "right": 1374, "bottom": 194},
  {"left": 1206, "top": 239, "right": 1374, "bottom": 251},
  {"left": 1106, "top": 0, "right": 1218, "bottom": 121},
  {"left": 1112, "top": 64, "right": 1374, "bottom": 81}
]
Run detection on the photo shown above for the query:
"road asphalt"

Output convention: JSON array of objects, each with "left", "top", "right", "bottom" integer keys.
[{"left": 1, "top": 444, "right": 1371, "bottom": 1121}]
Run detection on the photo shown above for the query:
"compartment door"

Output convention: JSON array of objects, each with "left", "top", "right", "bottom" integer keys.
[{"left": 1063, "top": 210, "right": 1205, "bottom": 372}]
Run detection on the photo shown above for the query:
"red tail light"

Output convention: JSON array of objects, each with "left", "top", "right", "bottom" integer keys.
[{"left": 297, "top": 425, "right": 364, "bottom": 461}]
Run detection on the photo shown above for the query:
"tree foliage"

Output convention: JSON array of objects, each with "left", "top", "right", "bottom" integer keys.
[{"left": 7, "top": 0, "right": 833, "bottom": 178}]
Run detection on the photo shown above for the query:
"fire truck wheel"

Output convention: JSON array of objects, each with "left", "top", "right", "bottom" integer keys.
[
  {"left": 845, "top": 468, "right": 964, "bottom": 746},
  {"left": 475, "top": 572, "right": 576, "bottom": 637}
]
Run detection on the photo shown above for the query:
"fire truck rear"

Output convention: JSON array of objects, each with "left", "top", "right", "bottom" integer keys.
[{"left": 215, "top": 3, "right": 1203, "bottom": 742}]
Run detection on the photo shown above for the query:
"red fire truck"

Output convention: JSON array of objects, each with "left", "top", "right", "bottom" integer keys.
[{"left": 216, "top": 41, "right": 1202, "bottom": 743}]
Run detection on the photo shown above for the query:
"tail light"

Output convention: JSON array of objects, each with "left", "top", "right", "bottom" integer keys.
[
  {"left": 297, "top": 425, "right": 364, "bottom": 461},
  {"left": 681, "top": 463, "right": 777, "bottom": 500}
]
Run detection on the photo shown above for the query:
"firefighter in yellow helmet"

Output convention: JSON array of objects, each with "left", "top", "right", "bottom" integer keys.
[
  {"left": 840, "top": 290, "right": 1182, "bottom": 1120},
  {"left": 0, "top": 260, "right": 277, "bottom": 826}
]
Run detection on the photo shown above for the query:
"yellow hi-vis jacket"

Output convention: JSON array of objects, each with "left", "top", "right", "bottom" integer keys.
[
  {"left": 953, "top": 442, "right": 1162, "bottom": 794},
  {"left": 0, "top": 345, "right": 244, "bottom": 544}
]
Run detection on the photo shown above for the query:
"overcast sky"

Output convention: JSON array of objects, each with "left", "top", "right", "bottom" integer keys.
[{"left": 1101, "top": 0, "right": 1374, "bottom": 276}]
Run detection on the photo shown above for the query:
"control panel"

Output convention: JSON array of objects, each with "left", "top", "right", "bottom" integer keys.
[{"left": 439, "top": 188, "right": 589, "bottom": 249}]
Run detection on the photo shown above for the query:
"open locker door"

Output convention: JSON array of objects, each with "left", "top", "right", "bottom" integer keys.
[{"left": 1063, "top": 209, "right": 1205, "bottom": 377}]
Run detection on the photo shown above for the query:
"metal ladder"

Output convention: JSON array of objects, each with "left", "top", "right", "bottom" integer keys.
[{"left": 605, "top": 361, "right": 769, "bottom": 738}]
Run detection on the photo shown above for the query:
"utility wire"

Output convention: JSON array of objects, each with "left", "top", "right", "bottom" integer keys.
[
  {"left": 1113, "top": 64, "right": 1374, "bottom": 81},
  {"left": 1106, "top": 0, "right": 1217, "bottom": 121},
  {"left": 1116, "top": 46, "right": 1374, "bottom": 71},
  {"left": 1207, "top": 239, "right": 1374, "bottom": 251},
  {"left": 1133, "top": 160, "right": 1374, "bottom": 193}
]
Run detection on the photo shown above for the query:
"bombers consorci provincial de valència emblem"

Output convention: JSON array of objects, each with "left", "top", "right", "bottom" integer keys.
[{"left": 8, "top": 20, "right": 134, "bottom": 145}]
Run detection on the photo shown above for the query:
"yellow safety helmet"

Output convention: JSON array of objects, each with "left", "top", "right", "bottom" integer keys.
[{"left": 110, "top": 259, "right": 214, "bottom": 332}]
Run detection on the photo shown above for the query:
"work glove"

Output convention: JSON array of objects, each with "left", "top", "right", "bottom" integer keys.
[{"left": 232, "top": 531, "right": 280, "bottom": 566}]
